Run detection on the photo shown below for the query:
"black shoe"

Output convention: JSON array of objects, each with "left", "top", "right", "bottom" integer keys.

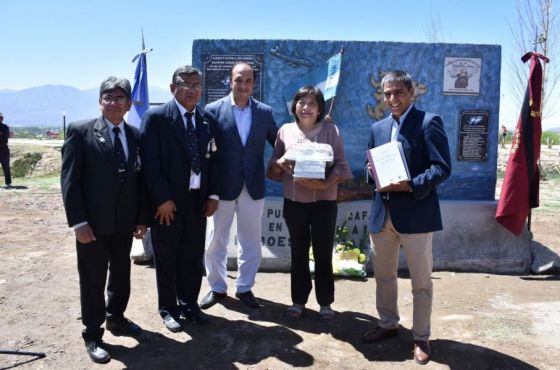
[
  {"left": 163, "top": 315, "right": 182, "bottom": 333},
  {"left": 363, "top": 326, "right": 399, "bottom": 343},
  {"left": 200, "top": 290, "right": 226, "bottom": 309},
  {"left": 85, "top": 339, "right": 110, "bottom": 364},
  {"left": 106, "top": 317, "right": 142, "bottom": 337},
  {"left": 182, "top": 307, "right": 211, "bottom": 325},
  {"left": 235, "top": 290, "right": 260, "bottom": 309}
]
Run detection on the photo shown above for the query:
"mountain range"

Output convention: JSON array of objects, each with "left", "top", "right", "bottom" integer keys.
[
  {"left": 2, "top": 85, "right": 560, "bottom": 132},
  {"left": 0, "top": 85, "right": 172, "bottom": 127}
]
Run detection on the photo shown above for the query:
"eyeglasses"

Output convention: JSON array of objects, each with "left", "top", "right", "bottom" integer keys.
[
  {"left": 102, "top": 96, "right": 129, "bottom": 105},
  {"left": 175, "top": 82, "right": 202, "bottom": 91}
]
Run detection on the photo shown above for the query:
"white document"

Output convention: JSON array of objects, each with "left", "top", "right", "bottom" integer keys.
[
  {"left": 366, "top": 141, "right": 410, "bottom": 189},
  {"left": 284, "top": 142, "right": 333, "bottom": 162},
  {"left": 285, "top": 142, "right": 333, "bottom": 179},
  {"left": 293, "top": 160, "right": 326, "bottom": 179}
]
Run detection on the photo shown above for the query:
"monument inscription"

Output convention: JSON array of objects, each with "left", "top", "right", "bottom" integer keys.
[
  {"left": 202, "top": 53, "right": 264, "bottom": 105},
  {"left": 457, "top": 111, "right": 489, "bottom": 161}
]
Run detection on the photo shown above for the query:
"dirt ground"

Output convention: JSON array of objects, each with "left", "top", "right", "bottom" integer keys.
[{"left": 0, "top": 141, "right": 559, "bottom": 369}]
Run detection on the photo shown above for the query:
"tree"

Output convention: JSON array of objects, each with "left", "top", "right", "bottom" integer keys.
[
  {"left": 423, "top": 8, "right": 445, "bottom": 43},
  {"left": 510, "top": 0, "right": 560, "bottom": 120}
]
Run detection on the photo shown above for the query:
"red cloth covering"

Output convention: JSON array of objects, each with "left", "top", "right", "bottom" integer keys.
[{"left": 496, "top": 52, "right": 549, "bottom": 235}]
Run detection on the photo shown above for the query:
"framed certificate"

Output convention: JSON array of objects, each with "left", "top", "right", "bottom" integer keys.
[{"left": 366, "top": 141, "right": 410, "bottom": 190}]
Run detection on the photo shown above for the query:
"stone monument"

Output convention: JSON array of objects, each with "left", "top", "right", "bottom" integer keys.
[{"left": 193, "top": 39, "right": 531, "bottom": 274}]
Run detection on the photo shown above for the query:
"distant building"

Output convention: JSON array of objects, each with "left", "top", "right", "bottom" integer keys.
[{"left": 46, "top": 130, "right": 60, "bottom": 139}]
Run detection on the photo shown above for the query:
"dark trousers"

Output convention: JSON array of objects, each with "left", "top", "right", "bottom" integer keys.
[
  {"left": 76, "top": 232, "right": 133, "bottom": 342},
  {"left": 151, "top": 190, "right": 206, "bottom": 319},
  {"left": 0, "top": 146, "right": 11, "bottom": 185},
  {"left": 283, "top": 199, "right": 337, "bottom": 306}
]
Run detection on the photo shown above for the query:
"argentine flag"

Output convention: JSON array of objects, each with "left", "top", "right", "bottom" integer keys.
[
  {"left": 282, "top": 52, "right": 342, "bottom": 111},
  {"left": 127, "top": 37, "right": 151, "bottom": 128}
]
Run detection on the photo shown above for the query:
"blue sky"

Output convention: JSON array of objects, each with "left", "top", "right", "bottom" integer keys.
[{"left": 0, "top": 0, "right": 555, "bottom": 128}]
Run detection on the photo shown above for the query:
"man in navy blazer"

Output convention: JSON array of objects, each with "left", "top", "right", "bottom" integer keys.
[
  {"left": 141, "top": 66, "right": 219, "bottom": 331},
  {"left": 200, "top": 62, "right": 278, "bottom": 310},
  {"left": 61, "top": 77, "right": 148, "bottom": 363},
  {"left": 363, "top": 71, "right": 451, "bottom": 365}
]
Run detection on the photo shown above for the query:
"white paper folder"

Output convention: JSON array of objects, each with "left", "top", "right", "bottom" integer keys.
[{"left": 366, "top": 141, "right": 411, "bottom": 190}]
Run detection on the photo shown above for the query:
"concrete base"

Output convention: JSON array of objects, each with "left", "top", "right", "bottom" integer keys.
[
  {"left": 212, "top": 198, "right": 532, "bottom": 275},
  {"left": 433, "top": 200, "right": 531, "bottom": 273}
]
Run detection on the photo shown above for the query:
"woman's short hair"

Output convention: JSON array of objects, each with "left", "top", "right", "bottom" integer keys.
[{"left": 291, "top": 85, "right": 325, "bottom": 123}]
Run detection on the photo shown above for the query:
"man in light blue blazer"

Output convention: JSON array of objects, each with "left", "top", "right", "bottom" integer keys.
[
  {"left": 201, "top": 62, "right": 278, "bottom": 310},
  {"left": 363, "top": 70, "right": 451, "bottom": 365}
]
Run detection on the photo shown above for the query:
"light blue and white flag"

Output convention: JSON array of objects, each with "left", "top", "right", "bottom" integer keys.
[
  {"left": 127, "top": 32, "right": 152, "bottom": 128},
  {"left": 282, "top": 52, "right": 342, "bottom": 111}
]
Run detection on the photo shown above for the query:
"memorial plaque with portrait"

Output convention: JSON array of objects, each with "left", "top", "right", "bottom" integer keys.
[
  {"left": 202, "top": 53, "right": 264, "bottom": 105},
  {"left": 443, "top": 57, "right": 482, "bottom": 96},
  {"left": 457, "top": 111, "right": 489, "bottom": 161}
]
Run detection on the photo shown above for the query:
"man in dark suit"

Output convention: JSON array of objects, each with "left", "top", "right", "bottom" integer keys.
[
  {"left": 140, "top": 65, "right": 219, "bottom": 332},
  {"left": 200, "top": 62, "right": 277, "bottom": 310},
  {"left": 0, "top": 112, "right": 12, "bottom": 188},
  {"left": 363, "top": 70, "right": 451, "bottom": 365},
  {"left": 61, "top": 77, "right": 148, "bottom": 364}
]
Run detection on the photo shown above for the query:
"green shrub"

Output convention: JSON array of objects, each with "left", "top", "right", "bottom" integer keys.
[
  {"left": 500, "top": 130, "right": 558, "bottom": 145},
  {"left": 542, "top": 131, "right": 560, "bottom": 145},
  {"left": 12, "top": 152, "right": 43, "bottom": 177}
]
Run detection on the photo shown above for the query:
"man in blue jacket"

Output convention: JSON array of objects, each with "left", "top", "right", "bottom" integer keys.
[
  {"left": 201, "top": 62, "right": 278, "bottom": 310},
  {"left": 363, "top": 70, "right": 451, "bottom": 365}
]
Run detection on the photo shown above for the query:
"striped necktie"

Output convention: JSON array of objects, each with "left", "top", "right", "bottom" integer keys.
[{"left": 185, "top": 112, "right": 201, "bottom": 175}]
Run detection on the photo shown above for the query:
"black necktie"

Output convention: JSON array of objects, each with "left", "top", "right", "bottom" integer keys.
[
  {"left": 185, "top": 112, "right": 201, "bottom": 175},
  {"left": 112, "top": 126, "right": 127, "bottom": 181}
]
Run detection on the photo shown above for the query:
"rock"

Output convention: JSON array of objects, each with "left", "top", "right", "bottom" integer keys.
[{"left": 531, "top": 240, "right": 560, "bottom": 274}]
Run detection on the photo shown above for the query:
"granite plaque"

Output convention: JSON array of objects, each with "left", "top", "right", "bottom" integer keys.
[
  {"left": 202, "top": 53, "right": 264, "bottom": 105},
  {"left": 458, "top": 111, "right": 489, "bottom": 161}
]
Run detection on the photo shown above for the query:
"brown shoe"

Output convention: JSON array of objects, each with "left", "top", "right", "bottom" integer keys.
[
  {"left": 413, "top": 341, "right": 431, "bottom": 365},
  {"left": 362, "top": 326, "right": 398, "bottom": 343}
]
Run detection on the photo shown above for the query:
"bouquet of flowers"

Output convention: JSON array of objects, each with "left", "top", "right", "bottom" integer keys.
[
  {"left": 309, "top": 213, "right": 371, "bottom": 278},
  {"left": 332, "top": 217, "right": 371, "bottom": 278}
]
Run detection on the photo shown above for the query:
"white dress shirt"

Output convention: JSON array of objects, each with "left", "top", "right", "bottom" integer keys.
[
  {"left": 230, "top": 93, "right": 252, "bottom": 146},
  {"left": 390, "top": 104, "right": 413, "bottom": 142}
]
